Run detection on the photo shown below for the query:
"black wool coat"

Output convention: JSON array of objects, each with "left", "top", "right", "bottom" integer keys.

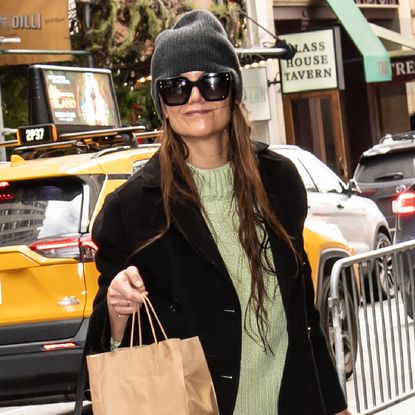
[{"left": 86, "top": 142, "right": 347, "bottom": 415}]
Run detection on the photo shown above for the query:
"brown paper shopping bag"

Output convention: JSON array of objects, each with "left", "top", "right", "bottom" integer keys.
[
  {"left": 86, "top": 296, "right": 219, "bottom": 415},
  {"left": 181, "top": 336, "right": 220, "bottom": 414}
]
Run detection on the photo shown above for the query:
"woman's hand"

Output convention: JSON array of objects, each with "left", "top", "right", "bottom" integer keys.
[
  {"left": 107, "top": 266, "right": 147, "bottom": 341},
  {"left": 335, "top": 410, "right": 352, "bottom": 415}
]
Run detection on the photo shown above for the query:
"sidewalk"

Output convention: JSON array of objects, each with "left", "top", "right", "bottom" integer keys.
[
  {"left": 347, "top": 391, "right": 415, "bottom": 414},
  {"left": 376, "top": 397, "right": 415, "bottom": 414}
]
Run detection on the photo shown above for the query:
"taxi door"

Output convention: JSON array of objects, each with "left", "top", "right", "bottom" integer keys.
[{"left": 0, "top": 178, "right": 88, "bottom": 346}]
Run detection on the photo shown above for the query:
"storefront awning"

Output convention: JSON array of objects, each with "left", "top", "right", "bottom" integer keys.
[
  {"left": 327, "top": 0, "right": 391, "bottom": 83},
  {"left": 368, "top": 24, "right": 415, "bottom": 82},
  {"left": 369, "top": 23, "right": 415, "bottom": 52}
]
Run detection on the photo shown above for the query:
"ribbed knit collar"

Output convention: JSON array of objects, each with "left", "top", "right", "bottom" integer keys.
[{"left": 188, "top": 162, "right": 233, "bottom": 200}]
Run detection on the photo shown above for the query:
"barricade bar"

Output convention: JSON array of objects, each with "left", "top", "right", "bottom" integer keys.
[{"left": 330, "top": 240, "right": 415, "bottom": 414}]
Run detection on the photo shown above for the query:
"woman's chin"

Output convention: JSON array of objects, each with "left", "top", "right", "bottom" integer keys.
[{"left": 176, "top": 124, "right": 221, "bottom": 139}]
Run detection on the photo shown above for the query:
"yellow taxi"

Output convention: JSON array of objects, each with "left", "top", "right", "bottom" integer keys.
[{"left": 0, "top": 134, "right": 356, "bottom": 404}]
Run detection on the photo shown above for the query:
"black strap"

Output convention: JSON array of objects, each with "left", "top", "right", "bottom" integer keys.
[{"left": 74, "top": 331, "right": 90, "bottom": 415}]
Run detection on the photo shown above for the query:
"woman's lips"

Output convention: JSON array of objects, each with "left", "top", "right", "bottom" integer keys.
[{"left": 184, "top": 109, "right": 211, "bottom": 116}]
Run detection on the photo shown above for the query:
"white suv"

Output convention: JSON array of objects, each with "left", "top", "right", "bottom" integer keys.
[
  {"left": 270, "top": 145, "right": 391, "bottom": 254},
  {"left": 270, "top": 145, "right": 392, "bottom": 294}
]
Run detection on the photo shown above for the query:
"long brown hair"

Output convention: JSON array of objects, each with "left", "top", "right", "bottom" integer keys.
[{"left": 145, "top": 103, "right": 295, "bottom": 350}]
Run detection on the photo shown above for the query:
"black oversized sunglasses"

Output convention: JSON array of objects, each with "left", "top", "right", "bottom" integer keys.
[{"left": 157, "top": 72, "right": 232, "bottom": 106}]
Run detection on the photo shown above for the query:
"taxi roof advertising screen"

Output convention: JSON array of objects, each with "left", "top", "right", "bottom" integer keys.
[
  {"left": 28, "top": 65, "right": 121, "bottom": 133},
  {"left": 43, "top": 68, "right": 120, "bottom": 127}
]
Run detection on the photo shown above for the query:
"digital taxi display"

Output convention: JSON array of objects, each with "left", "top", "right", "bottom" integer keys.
[
  {"left": 43, "top": 69, "right": 119, "bottom": 127},
  {"left": 28, "top": 65, "right": 121, "bottom": 134}
]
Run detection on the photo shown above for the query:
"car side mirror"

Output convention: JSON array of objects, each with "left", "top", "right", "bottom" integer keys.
[{"left": 346, "top": 179, "right": 360, "bottom": 195}]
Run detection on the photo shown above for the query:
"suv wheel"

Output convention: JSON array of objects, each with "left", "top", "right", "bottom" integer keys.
[
  {"left": 318, "top": 278, "right": 358, "bottom": 379},
  {"left": 374, "top": 232, "right": 394, "bottom": 299},
  {"left": 403, "top": 274, "right": 415, "bottom": 320}
]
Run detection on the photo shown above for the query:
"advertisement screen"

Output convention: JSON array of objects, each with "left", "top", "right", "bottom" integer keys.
[{"left": 42, "top": 69, "right": 120, "bottom": 127}]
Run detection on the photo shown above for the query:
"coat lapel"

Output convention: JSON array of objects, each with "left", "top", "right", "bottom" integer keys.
[
  {"left": 258, "top": 150, "right": 301, "bottom": 313},
  {"left": 267, "top": 228, "right": 297, "bottom": 312},
  {"left": 142, "top": 153, "right": 230, "bottom": 279},
  {"left": 141, "top": 148, "right": 300, "bottom": 309},
  {"left": 171, "top": 200, "right": 230, "bottom": 279}
]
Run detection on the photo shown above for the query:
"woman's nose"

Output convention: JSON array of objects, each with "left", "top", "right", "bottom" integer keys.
[{"left": 187, "top": 84, "right": 204, "bottom": 103}]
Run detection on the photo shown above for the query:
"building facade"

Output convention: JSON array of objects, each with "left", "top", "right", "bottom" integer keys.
[{"left": 245, "top": 0, "right": 415, "bottom": 179}]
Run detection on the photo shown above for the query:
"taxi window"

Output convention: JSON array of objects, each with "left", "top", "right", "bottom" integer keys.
[{"left": 0, "top": 178, "right": 83, "bottom": 247}]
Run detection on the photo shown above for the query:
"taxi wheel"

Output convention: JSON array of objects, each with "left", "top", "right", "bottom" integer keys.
[{"left": 319, "top": 278, "right": 358, "bottom": 380}]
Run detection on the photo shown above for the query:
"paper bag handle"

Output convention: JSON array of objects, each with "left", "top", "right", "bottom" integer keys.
[{"left": 130, "top": 295, "right": 168, "bottom": 348}]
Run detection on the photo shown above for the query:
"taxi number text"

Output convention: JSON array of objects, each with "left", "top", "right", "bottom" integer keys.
[
  {"left": 17, "top": 124, "right": 57, "bottom": 145},
  {"left": 25, "top": 128, "right": 45, "bottom": 142}
]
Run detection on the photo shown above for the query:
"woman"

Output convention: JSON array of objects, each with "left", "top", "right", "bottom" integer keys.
[{"left": 87, "top": 9, "right": 351, "bottom": 415}]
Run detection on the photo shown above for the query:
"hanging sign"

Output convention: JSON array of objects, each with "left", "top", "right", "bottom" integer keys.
[
  {"left": 279, "top": 28, "right": 344, "bottom": 94},
  {"left": 241, "top": 67, "right": 271, "bottom": 121},
  {"left": 0, "top": 0, "right": 71, "bottom": 66}
]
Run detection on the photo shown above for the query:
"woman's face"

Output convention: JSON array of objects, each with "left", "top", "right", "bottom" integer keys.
[{"left": 161, "top": 71, "right": 232, "bottom": 143}]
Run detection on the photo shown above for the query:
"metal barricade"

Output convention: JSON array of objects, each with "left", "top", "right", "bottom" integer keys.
[{"left": 330, "top": 240, "right": 415, "bottom": 414}]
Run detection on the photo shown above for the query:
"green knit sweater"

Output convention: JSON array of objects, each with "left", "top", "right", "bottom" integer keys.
[{"left": 189, "top": 162, "right": 288, "bottom": 415}]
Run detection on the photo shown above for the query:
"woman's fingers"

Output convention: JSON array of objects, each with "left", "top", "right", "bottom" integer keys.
[
  {"left": 124, "top": 266, "right": 146, "bottom": 291},
  {"left": 107, "top": 266, "right": 147, "bottom": 316},
  {"left": 112, "top": 268, "right": 145, "bottom": 299},
  {"left": 114, "top": 304, "right": 134, "bottom": 315},
  {"left": 109, "top": 293, "right": 148, "bottom": 308}
]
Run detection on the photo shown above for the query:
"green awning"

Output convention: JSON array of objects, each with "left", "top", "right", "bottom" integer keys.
[{"left": 327, "top": 0, "right": 391, "bottom": 83}]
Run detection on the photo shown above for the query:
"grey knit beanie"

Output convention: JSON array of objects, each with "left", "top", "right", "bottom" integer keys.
[{"left": 150, "top": 9, "right": 242, "bottom": 119}]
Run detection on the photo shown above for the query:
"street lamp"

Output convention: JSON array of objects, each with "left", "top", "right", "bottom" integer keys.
[
  {"left": 236, "top": 39, "right": 296, "bottom": 63},
  {"left": 0, "top": 36, "right": 22, "bottom": 161}
]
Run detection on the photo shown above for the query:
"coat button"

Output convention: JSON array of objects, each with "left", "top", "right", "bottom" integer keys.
[{"left": 169, "top": 301, "right": 182, "bottom": 313}]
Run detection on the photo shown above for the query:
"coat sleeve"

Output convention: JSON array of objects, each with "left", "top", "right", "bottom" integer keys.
[
  {"left": 87, "top": 191, "right": 133, "bottom": 353},
  {"left": 301, "top": 238, "right": 347, "bottom": 414},
  {"left": 293, "top": 170, "right": 347, "bottom": 413},
  {"left": 260, "top": 150, "right": 347, "bottom": 412}
]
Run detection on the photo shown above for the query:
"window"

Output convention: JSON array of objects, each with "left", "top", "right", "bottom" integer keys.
[
  {"left": 355, "top": 152, "right": 415, "bottom": 183},
  {"left": 300, "top": 156, "right": 344, "bottom": 194},
  {"left": 0, "top": 178, "right": 83, "bottom": 247},
  {"left": 288, "top": 157, "right": 317, "bottom": 192}
]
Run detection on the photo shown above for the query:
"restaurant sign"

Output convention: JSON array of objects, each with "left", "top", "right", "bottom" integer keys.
[
  {"left": 390, "top": 55, "right": 415, "bottom": 82},
  {"left": 354, "top": 0, "right": 399, "bottom": 5},
  {"left": 279, "top": 28, "right": 344, "bottom": 94},
  {"left": 0, "top": 0, "right": 71, "bottom": 66}
]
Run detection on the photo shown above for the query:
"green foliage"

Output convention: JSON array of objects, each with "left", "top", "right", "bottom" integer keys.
[
  {"left": 84, "top": 0, "right": 199, "bottom": 67},
  {"left": 0, "top": 68, "right": 28, "bottom": 130},
  {"left": 114, "top": 80, "right": 160, "bottom": 130},
  {"left": 85, "top": 0, "right": 244, "bottom": 67},
  {"left": 0, "top": 1, "right": 246, "bottom": 136},
  {"left": 77, "top": 0, "right": 246, "bottom": 129},
  {"left": 210, "top": 2, "right": 245, "bottom": 47}
]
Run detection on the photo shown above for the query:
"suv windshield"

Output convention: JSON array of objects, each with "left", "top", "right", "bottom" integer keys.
[
  {"left": 355, "top": 152, "right": 415, "bottom": 182},
  {"left": 0, "top": 178, "right": 83, "bottom": 247}
]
